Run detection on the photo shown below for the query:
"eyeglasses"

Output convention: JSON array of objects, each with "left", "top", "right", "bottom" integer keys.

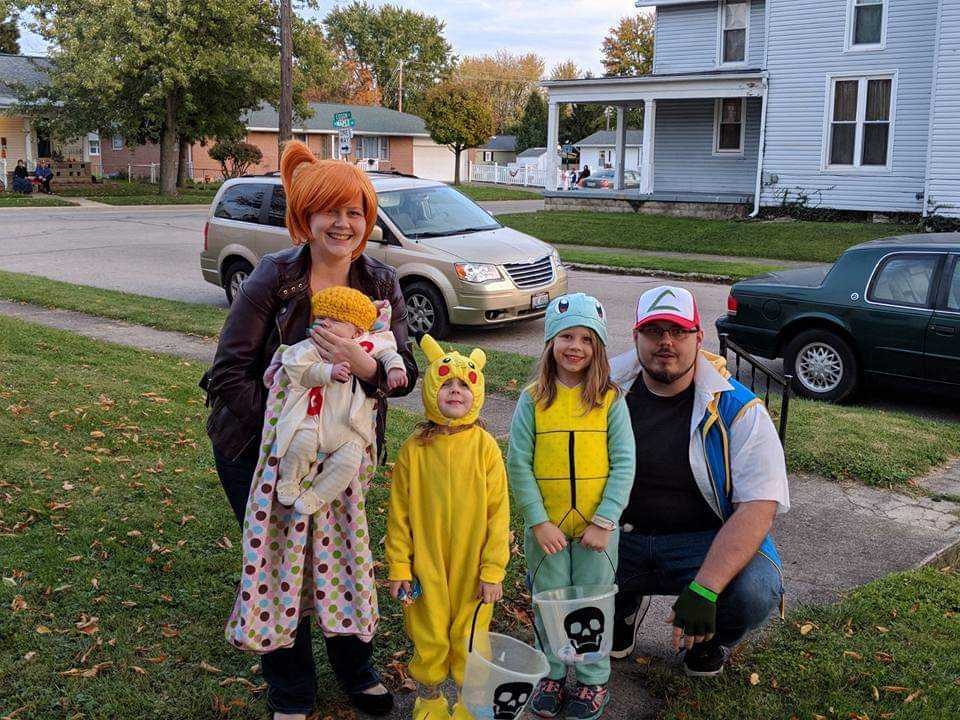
[{"left": 637, "top": 325, "right": 700, "bottom": 340}]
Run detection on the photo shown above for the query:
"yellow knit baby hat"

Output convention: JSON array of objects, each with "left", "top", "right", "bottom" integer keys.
[
  {"left": 310, "top": 286, "right": 377, "bottom": 332},
  {"left": 419, "top": 334, "right": 486, "bottom": 427}
]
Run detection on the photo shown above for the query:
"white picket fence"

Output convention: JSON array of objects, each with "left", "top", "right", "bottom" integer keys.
[{"left": 468, "top": 162, "right": 563, "bottom": 189}]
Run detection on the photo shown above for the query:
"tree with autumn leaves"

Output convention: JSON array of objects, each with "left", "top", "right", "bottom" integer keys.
[
  {"left": 601, "top": 12, "right": 655, "bottom": 78},
  {"left": 422, "top": 82, "right": 493, "bottom": 185}
]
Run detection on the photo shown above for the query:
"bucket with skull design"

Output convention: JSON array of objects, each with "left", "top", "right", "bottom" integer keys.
[
  {"left": 461, "top": 602, "right": 549, "bottom": 719},
  {"left": 532, "top": 584, "right": 618, "bottom": 664}
]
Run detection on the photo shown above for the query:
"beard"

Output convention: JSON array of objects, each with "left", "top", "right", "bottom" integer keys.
[{"left": 640, "top": 355, "right": 697, "bottom": 386}]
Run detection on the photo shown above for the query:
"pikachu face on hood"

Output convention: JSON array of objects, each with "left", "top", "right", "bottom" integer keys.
[{"left": 419, "top": 334, "right": 486, "bottom": 427}]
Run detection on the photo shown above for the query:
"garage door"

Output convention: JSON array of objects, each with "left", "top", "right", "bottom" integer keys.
[{"left": 412, "top": 138, "right": 468, "bottom": 182}]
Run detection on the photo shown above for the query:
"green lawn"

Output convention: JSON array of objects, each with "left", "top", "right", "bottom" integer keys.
[
  {"left": 0, "top": 194, "right": 76, "bottom": 208},
  {"left": 558, "top": 249, "right": 783, "bottom": 282},
  {"left": 1, "top": 315, "right": 956, "bottom": 719},
  {"left": 93, "top": 194, "right": 213, "bottom": 206},
  {"left": 500, "top": 212, "right": 904, "bottom": 263},
  {"left": 658, "top": 566, "right": 960, "bottom": 720},
  {"left": 453, "top": 183, "right": 543, "bottom": 202},
  {"left": 56, "top": 180, "right": 220, "bottom": 198},
  {"left": 1, "top": 271, "right": 957, "bottom": 487}
]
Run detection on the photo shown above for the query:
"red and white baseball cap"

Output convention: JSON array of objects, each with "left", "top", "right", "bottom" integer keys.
[{"left": 634, "top": 285, "right": 700, "bottom": 330}]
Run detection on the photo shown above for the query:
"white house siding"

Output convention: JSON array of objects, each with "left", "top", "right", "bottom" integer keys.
[
  {"left": 926, "top": 1, "right": 960, "bottom": 218},
  {"left": 759, "top": 0, "right": 940, "bottom": 213},
  {"left": 653, "top": 0, "right": 766, "bottom": 75},
  {"left": 579, "top": 146, "right": 642, "bottom": 172},
  {"left": 653, "top": 97, "right": 762, "bottom": 195}
]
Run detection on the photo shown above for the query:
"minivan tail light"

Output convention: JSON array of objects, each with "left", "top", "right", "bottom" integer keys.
[
  {"left": 727, "top": 294, "right": 738, "bottom": 316},
  {"left": 203, "top": 221, "right": 209, "bottom": 252}
]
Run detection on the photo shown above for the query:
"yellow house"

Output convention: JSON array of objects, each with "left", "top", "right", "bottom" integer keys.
[{"left": 1, "top": 53, "right": 100, "bottom": 189}]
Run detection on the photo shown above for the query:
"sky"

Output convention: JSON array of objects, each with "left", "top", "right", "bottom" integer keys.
[{"left": 17, "top": 0, "right": 648, "bottom": 76}]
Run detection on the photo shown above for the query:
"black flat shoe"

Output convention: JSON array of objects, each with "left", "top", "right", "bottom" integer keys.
[{"left": 347, "top": 687, "right": 394, "bottom": 716}]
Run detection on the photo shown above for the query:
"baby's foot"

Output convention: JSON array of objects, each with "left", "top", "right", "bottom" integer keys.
[
  {"left": 275, "top": 476, "right": 300, "bottom": 506},
  {"left": 294, "top": 488, "right": 322, "bottom": 515}
]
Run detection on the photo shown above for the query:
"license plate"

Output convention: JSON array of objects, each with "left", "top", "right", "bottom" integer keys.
[{"left": 531, "top": 292, "right": 550, "bottom": 309}]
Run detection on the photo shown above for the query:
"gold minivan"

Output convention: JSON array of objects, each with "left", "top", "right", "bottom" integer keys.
[{"left": 200, "top": 173, "right": 567, "bottom": 338}]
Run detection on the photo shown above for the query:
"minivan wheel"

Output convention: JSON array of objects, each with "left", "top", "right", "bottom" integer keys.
[
  {"left": 223, "top": 259, "right": 254, "bottom": 305},
  {"left": 404, "top": 281, "right": 450, "bottom": 340},
  {"left": 784, "top": 329, "right": 858, "bottom": 403}
]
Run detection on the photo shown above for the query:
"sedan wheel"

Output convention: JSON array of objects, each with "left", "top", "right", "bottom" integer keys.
[{"left": 784, "top": 329, "right": 858, "bottom": 403}]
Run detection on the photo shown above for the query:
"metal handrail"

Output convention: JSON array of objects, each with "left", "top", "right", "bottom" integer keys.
[{"left": 718, "top": 333, "right": 792, "bottom": 447}]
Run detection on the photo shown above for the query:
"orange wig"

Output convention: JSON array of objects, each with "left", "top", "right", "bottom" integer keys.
[{"left": 279, "top": 141, "right": 378, "bottom": 259}]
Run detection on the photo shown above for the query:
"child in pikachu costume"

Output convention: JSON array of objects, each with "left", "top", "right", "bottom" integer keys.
[{"left": 386, "top": 335, "right": 511, "bottom": 720}]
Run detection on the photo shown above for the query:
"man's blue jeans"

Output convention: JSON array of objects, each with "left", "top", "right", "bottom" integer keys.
[{"left": 615, "top": 529, "right": 782, "bottom": 648}]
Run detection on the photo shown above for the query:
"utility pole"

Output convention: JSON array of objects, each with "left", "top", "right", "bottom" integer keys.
[
  {"left": 278, "top": 0, "right": 293, "bottom": 163},
  {"left": 397, "top": 59, "right": 404, "bottom": 113}
]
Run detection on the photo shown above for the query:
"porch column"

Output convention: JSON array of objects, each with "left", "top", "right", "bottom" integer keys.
[
  {"left": 640, "top": 98, "right": 656, "bottom": 195},
  {"left": 614, "top": 105, "right": 627, "bottom": 191},
  {"left": 23, "top": 118, "right": 33, "bottom": 170},
  {"left": 545, "top": 100, "right": 560, "bottom": 191}
]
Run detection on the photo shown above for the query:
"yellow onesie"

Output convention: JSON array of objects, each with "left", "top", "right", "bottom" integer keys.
[{"left": 385, "top": 335, "right": 510, "bottom": 687}]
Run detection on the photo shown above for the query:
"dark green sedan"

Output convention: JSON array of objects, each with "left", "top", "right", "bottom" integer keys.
[{"left": 715, "top": 233, "right": 960, "bottom": 403}]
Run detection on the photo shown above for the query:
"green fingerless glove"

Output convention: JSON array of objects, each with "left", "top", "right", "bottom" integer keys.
[{"left": 671, "top": 581, "right": 717, "bottom": 638}]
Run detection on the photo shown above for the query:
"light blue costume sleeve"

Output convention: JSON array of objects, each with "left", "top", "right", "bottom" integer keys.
[
  {"left": 506, "top": 390, "right": 550, "bottom": 529},
  {"left": 594, "top": 395, "right": 636, "bottom": 525}
]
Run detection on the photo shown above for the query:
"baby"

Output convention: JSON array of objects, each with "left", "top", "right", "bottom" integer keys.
[{"left": 274, "top": 286, "right": 407, "bottom": 515}]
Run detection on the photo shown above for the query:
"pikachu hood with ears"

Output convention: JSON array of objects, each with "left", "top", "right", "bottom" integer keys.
[{"left": 419, "top": 334, "right": 486, "bottom": 427}]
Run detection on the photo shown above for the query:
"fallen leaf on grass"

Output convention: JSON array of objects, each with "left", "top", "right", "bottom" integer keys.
[
  {"left": 131, "top": 666, "right": 147, "bottom": 675},
  {"left": 75, "top": 615, "right": 99, "bottom": 635},
  {"left": 843, "top": 651, "right": 862, "bottom": 660},
  {"left": 59, "top": 661, "right": 113, "bottom": 678},
  {"left": 904, "top": 690, "right": 922, "bottom": 703},
  {"left": 23, "top": 651, "right": 37, "bottom": 662},
  {"left": 749, "top": 673, "right": 760, "bottom": 685},
  {"left": 10, "top": 595, "right": 27, "bottom": 612},
  {"left": 799, "top": 623, "right": 814, "bottom": 636},
  {"left": 880, "top": 686, "right": 909, "bottom": 693},
  {"left": 35, "top": 625, "right": 51, "bottom": 634},
  {"left": 872, "top": 686, "right": 880, "bottom": 701},
  {"left": 200, "top": 660, "right": 222, "bottom": 674},
  {"left": 160, "top": 625, "right": 179, "bottom": 638},
  {"left": 215, "top": 536, "right": 233, "bottom": 549},
  {"left": 875, "top": 625, "right": 889, "bottom": 633}
]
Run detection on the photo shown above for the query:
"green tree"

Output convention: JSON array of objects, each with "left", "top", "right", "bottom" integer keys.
[
  {"left": 324, "top": 2, "right": 453, "bottom": 114},
  {"left": 422, "top": 82, "right": 492, "bottom": 185},
  {"left": 18, "top": 0, "right": 279, "bottom": 195},
  {"left": 560, "top": 102, "right": 604, "bottom": 146},
  {"left": 209, "top": 140, "right": 264, "bottom": 179},
  {"left": 601, "top": 13, "right": 655, "bottom": 77},
  {"left": 0, "top": 6, "right": 18, "bottom": 54},
  {"left": 515, "top": 89, "right": 547, "bottom": 154}
]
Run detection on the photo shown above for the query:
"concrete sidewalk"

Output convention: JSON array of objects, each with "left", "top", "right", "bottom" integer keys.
[{"left": 2, "top": 299, "right": 958, "bottom": 718}]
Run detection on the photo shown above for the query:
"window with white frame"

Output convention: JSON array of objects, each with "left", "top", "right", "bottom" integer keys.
[
  {"left": 719, "top": 1, "right": 749, "bottom": 64},
  {"left": 714, "top": 98, "right": 745, "bottom": 153},
  {"left": 847, "top": 0, "right": 886, "bottom": 50},
  {"left": 826, "top": 75, "right": 894, "bottom": 169},
  {"left": 88, "top": 137, "right": 101, "bottom": 156},
  {"left": 112, "top": 135, "right": 123, "bottom": 151},
  {"left": 357, "top": 135, "right": 390, "bottom": 160},
  {"left": 482, "top": 151, "right": 493, "bottom": 162}
]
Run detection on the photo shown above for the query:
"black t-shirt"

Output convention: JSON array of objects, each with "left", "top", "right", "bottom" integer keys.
[{"left": 622, "top": 376, "right": 722, "bottom": 534}]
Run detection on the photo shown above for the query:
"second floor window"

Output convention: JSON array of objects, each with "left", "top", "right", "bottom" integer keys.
[
  {"left": 720, "top": 1, "right": 748, "bottom": 64},
  {"left": 849, "top": 0, "right": 885, "bottom": 49},
  {"left": 826, "top": 76, "right": 894, "bottom": 169}
]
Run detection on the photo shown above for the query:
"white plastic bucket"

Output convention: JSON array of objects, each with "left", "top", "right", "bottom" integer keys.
[
  {"left": 532, "top": 584, "right": 618, "bottom": 665},
  {"left": 461, "top": 603, "right": 550, "bottom": 720}
]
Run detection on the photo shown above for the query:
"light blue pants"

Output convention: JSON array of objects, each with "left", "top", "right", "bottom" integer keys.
[{"left": 525, "top": 528, "right": 619, "bottom": 685}]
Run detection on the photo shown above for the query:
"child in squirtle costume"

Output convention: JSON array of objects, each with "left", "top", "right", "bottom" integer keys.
[
  {"left": 507, "top": 293, "right": 636, "bottom": 720},
  {"left": 386, "top": 334, "right": 511, "bottom": 720}
]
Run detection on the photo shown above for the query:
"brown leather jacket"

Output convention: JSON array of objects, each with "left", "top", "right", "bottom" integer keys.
[{"left": 203, "top": 245, "right": 419, "bottom": 463}]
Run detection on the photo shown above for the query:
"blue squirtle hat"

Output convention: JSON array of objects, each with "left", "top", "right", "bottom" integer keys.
[{"left": 543, "top": 292, "right": 608, "bottom": 346}]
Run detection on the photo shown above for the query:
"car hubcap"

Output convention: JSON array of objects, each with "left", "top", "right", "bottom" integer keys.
[
  {"left": 230, "top": 270, "right": 249, "bottom": 298},
  {"left": 407, "top": 294, "right": 435, "bottom": 334},
  {"left": 796, "top": 342, "right": 843, "bottom": 393}
]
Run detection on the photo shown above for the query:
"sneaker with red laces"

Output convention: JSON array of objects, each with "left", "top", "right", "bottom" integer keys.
[
  {"left": 530, "top": 678, "right": 565, "bottom": 718},
  {"left": 563, "top": 683, "right": 609, "bottom": 720}
]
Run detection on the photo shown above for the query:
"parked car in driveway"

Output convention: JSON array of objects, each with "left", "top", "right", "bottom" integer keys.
[
  {"left": 577, "top": 169, "right": 640, "bottom": 189},
  {"left": 200, "top": 173, "right": 567, "bottom": 338},
  {"left": 716, "top": 233, "right": 960, "bottom": 403}
]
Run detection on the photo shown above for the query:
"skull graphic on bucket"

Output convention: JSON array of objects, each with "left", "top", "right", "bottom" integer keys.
[
  {"left": 461, "top": 602, "right": 549, "bottom": 719},
  {"left": 532, "top": 584, "right": 618, "bottom": 664}
]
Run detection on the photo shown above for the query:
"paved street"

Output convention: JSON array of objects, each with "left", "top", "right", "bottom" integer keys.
[{"left": 0, "top": 205, "right": 730, "bottom": 358}]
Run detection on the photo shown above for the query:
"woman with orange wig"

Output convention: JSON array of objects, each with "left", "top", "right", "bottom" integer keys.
[{"left": 205, "top": 141, "right": 418, "bottom": 719}]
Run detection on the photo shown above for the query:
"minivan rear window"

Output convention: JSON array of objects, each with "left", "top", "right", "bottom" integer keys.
[
  {"left": 268, "top": 186, "right": 286, "bottom": 227},
  {"left": 214, "top": 183, "right": 269, "bottom": 223}
]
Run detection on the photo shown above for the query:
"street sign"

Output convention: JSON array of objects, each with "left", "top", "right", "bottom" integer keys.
[
  {"left": 338, "top": 127, "right": 353, "bottom": 158},
  {"left": 333, "top": 111, "right": 355, "bottom": 128}
]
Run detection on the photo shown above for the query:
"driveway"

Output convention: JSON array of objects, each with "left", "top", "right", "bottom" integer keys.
[{"left": 0, "top": 206, "right": 729, "bottom": 357}]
